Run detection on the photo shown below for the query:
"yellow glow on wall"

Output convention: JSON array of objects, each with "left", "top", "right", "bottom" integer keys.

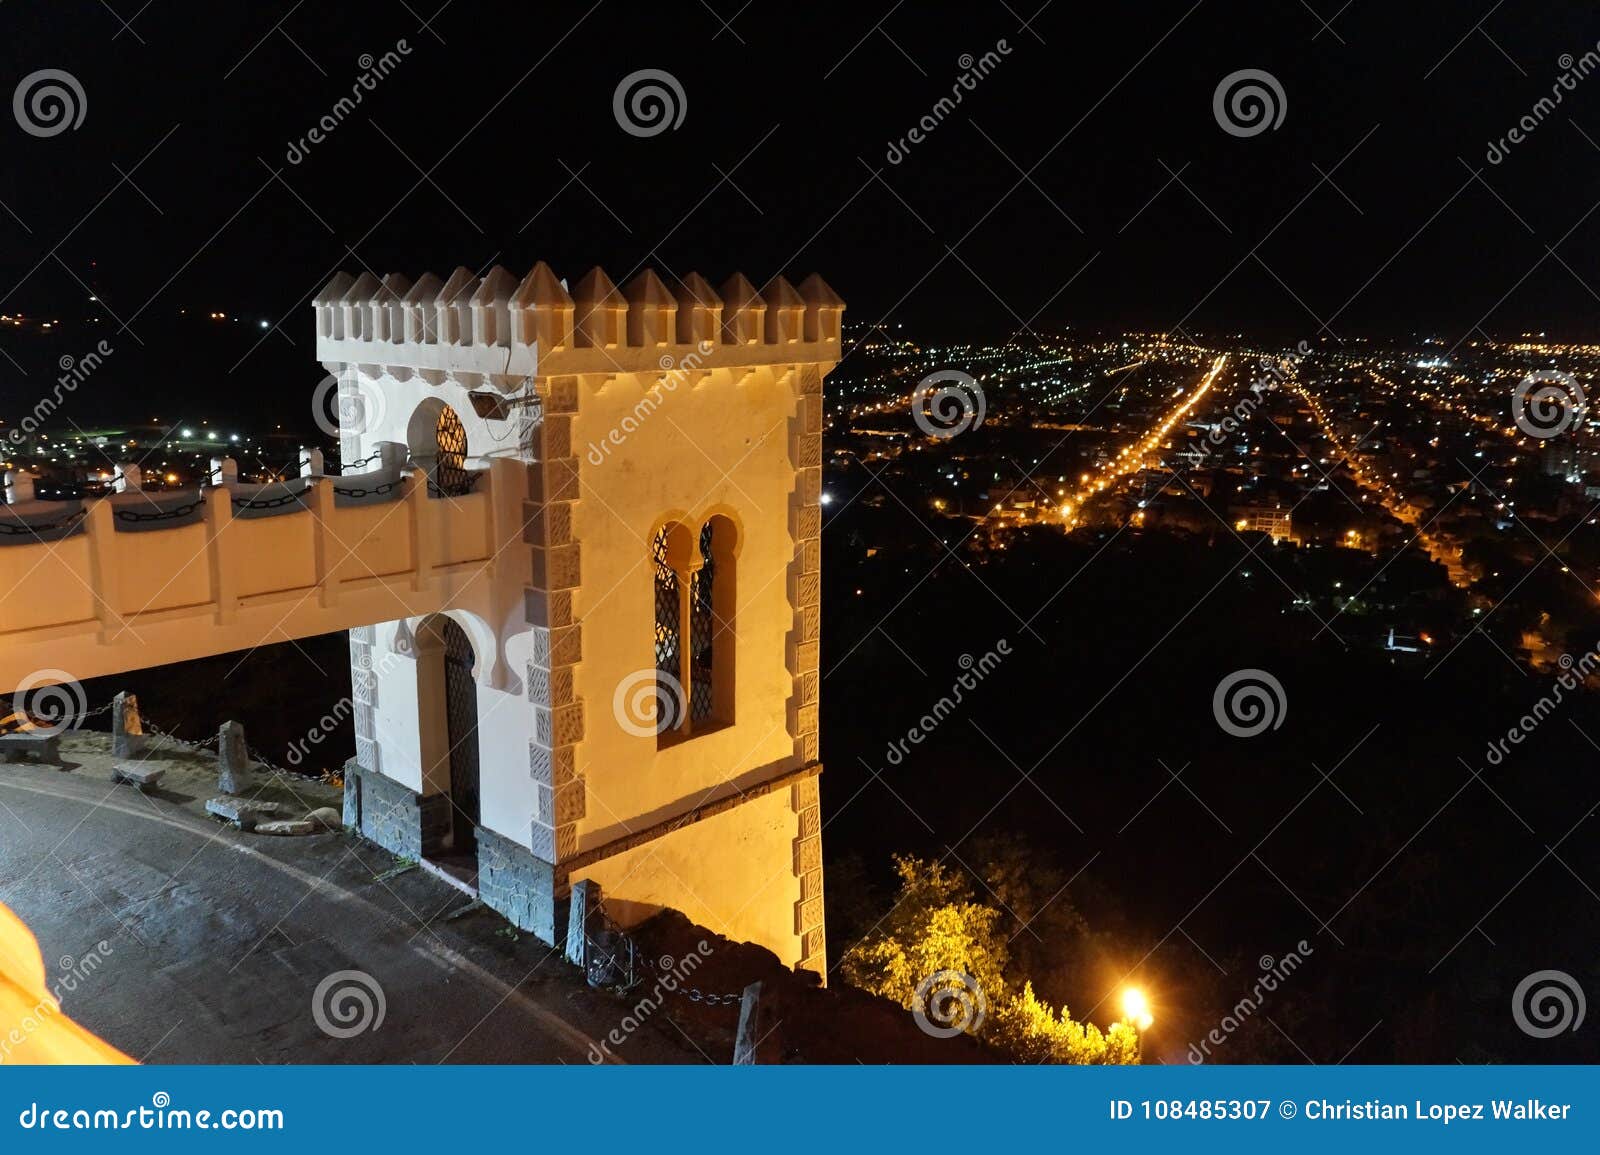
[{"left": 0, "top": 901, "right": 131, "bottom": 1064}]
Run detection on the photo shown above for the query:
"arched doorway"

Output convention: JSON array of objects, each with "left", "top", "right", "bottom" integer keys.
[
  {"left": 414, "top": 614, "right": 482, "bottom": 880},
  {"left": 440, "top": 617, "right": 480, "bottom": 857}
]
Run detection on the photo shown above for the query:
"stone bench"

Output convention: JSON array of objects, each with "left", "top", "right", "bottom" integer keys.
[
  {"left": 112, "top": 761, "right": 165, "bottom": 791},
  {"left": 0, "top": 732, "right": 61, "bottom": 764},
  {"left": 205, "top": 797, "right": 283, "bottom": 831}
]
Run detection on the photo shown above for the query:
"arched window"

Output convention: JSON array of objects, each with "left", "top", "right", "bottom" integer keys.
[
  {"left": 652, "top": 525, "right": 684, "bottom": 734},
  {"left": 690, "top": 521, "right": 716, "bottom": 725},
  {"left": 433, "top": 405, "right": 472, "bottom": 496},
  {"left": 652, "top": 515, "right": 736, "bottom": 742},
  {"left": 404, "top": 399, "right": 475, "bottom": 497}
]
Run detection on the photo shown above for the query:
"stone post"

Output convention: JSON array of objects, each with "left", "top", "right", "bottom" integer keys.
[
  {"left": 210, "top": 456, "right": 239, "bottom": 487},
  {"left": 565, "top": 878, "right": 602, "bottom": 980},
  {"left": 732, "top": 981, "right": 784, "bottom": 1064},
  {"left": 111, "top": 691, "right": 145, "bottom": 758},
  {"left": 218, "top": 719, "right": 251, "bottom": 794},
  {"left": 299, "top": 447, "right": 324, "bottom": 478},
  {"left": 377, "top": 441, "right": 408, "bottom": 472},
  {"left": 114, "top": 464, "right": 141, "bottom": 493}
]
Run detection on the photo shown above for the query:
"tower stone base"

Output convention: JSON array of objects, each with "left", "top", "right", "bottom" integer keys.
[
  {"left": 344, "top": 759, "right": 560, "bottom": 944},
  {"left": 476, "top": 825, "right": 557, "bottom": 942},
  {"left": 343, "top": 760, "right": 447, "bottom": 861}
]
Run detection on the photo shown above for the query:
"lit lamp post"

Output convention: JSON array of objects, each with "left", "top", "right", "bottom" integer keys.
[{"left": 1121, "top": 987, "right": 1154, "bottom": 1060}]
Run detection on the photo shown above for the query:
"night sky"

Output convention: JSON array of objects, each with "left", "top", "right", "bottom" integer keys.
[{"left": 3, "top": 2, "right": 1600, "bottom": 423}]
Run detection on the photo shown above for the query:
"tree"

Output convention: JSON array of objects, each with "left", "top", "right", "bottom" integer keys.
[
  {"left": 837, "top": 856, "right": 1008, "bottom": 1014},
  {"left": 987, "top": 981, "right": 1141, "bottom": 1065},
  {"left": 839, "top": 854, "right": 1139, "bottom": 1064},
  {"left": 969, "top": 832, "right": 1088, "bottom": 992}
]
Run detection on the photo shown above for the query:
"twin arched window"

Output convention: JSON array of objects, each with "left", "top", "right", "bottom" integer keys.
[{"left": 652, "top": 515, "right": 736, "bottom": 743}]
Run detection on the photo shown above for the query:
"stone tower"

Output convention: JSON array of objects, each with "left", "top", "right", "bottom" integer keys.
[{"left": 315, "top": 262, "right": 842, "bottom": 975}]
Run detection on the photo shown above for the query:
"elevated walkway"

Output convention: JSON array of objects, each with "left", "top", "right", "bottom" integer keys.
[{"left": 0, "top": 458, "right": 516, "bottom": 689}]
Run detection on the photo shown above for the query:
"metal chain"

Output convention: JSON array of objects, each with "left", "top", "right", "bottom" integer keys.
[
  {"left": 332, "top": 478, "right": 401, "bottom": 498},
  {"left": 642, "top": 949, "right": 745, "bottom": 1007},
  {"left": 113, "top": 499, "right": 203, "bottom": 523},
  {"left": 596, "top": 913, "right": 744, "bottom": 1006},
  {"left": 332, "top": 450, "right": 384, "bottom": 474},
  {"left": 247, "top": 742, "right": 301, "bottom": 779},
  {"left": 0, "top": 698, "right": 111, "bottom": 735},
  {"left": 134, "top": 717, "right": 318, "bottom": 784},
  {"left": 230, "top": 486, "right": 309, "bottom": 511},
  {"left": 0, "top": 509, "right": 86, "bottom": 535},
  {"left": 135, "top": 715, "right": 220, "bottom": 752}
]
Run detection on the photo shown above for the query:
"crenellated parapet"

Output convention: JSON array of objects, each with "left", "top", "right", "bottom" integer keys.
[{"left": 314, "top": 262, "right": 845, "bottom": 381}]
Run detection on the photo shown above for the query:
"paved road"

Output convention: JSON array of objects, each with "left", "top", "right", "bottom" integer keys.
[{"left": 0, "top": 735, "right": 701, "bottom": 1064}]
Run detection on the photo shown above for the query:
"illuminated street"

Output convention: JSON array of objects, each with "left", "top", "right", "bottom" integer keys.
[{"left": 0, "top": 736, "right": 694, "bottom": 1064}]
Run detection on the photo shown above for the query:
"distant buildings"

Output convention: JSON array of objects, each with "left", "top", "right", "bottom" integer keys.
[{"left": 1235, "top": 505, "right": 1293, "bottom": 542}]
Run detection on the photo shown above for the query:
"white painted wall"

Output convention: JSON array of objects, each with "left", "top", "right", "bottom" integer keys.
[{"left": 348, "top": 367, "right": 539, "bottom": 850}]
